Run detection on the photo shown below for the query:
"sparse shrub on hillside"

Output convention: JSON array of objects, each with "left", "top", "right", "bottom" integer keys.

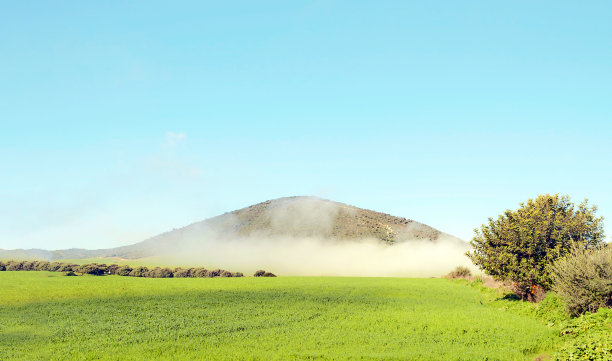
[
  {"left": 262, "top": 272, "right": 276, "bottom": 277},
  {"left": 551, "top": 245, "right": 612, "bottom": 316},
  {"left": 254, "top": 270, "right": 266, "bottom": 277},
  {"left": 467, "top": 194, "right": 605, "bottom": 301},
  {"left": 64, "top": 271, "right": 78, "bottom": 276},
  {"left": 233, "top": 272, "right": 244, "bottom": 277},
  {"left": 220, "top": 270, "right": 233, "bottom": 277},
  {"left": 446, "top": 266, "right": 472, "bottom": 279}
]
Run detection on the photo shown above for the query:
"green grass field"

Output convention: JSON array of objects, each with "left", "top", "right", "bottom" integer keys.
[{"left": 0, "top": 272, "right": 560, "bottom": 360}]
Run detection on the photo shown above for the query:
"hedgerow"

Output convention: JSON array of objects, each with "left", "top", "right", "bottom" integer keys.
[{"left": 0, "top": 260, "right": 247, "bottom": 278}]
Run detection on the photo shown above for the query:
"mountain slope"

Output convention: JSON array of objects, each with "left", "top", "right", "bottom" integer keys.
[{"left": 1, "top": 196, "right": 464, "bottom": 261}]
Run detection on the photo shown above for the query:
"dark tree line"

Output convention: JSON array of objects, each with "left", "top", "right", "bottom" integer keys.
[{"left": 0, "top": 260, "right": 246, "bottom": 278}]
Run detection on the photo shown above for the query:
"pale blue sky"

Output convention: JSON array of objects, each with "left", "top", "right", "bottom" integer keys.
[{"left": 1, "top": 1, "right": 610, "bottom": 249}]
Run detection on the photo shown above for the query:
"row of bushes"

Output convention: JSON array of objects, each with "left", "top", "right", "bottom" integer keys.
[{"left": 0, "top": 260, "right": 262, "bottom": 278}]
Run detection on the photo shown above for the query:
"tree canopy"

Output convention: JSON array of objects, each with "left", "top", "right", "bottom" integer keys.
[{"left": 467, "top": 194, "right": 605, "bottom": 300}]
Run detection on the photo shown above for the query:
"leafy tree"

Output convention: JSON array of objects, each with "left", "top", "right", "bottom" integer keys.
[
  {"left": 467, "top": 194, "right": 605, "bottom": 301},
  {"left": 173, "top": 267, "right": 185, "bottom": 277},
  {"left": 146, "top": 267, "right": 174, "bottom": 278},
  {"left": 193, "top": 268, "right": 209, "bottom": 277},
  {"left": 106, "top": 264, "right": 121, "bottom": 275},
  {"left": 21, "top": 261, "right": 35, "bottom": 271},
  {"left": 57, "top": 263, "right": 75, "bottom": 272},
  {"left": 220, "top": 270, "right": 234, "bottom": 277},
  {"left": 48, "top": 262, "right": 64, "bottom": 272},
  {"left": 6, "top": 261, "right": 24, "bottom": 271},
  {"left": 128, "top": 266, "right": 148, "bottom": 277},
  {"left": 253, "top": 270, "right": 266, "bottom": 277},
  {"left": 78, "top": 263, "right": 107, "bottom": 276},
  {"left": 117, "top": 265, "right": 133, "bottom": 276}
]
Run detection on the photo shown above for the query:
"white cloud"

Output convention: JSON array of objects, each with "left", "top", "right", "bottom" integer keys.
[{"left": 165, "top": 131, "right": 187, "bottom": 146}]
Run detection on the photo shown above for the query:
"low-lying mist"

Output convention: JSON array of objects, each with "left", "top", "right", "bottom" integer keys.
[
  {"left": 131, "top": 197, "right": 475, "bottom": 277},
  {"left": 165, "top": 235, "right": 474, "bottom": 277}
]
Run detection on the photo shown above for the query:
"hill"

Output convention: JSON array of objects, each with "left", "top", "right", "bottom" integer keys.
[{"left": 1, "top": 196, "right": 465, "bottom": 261}]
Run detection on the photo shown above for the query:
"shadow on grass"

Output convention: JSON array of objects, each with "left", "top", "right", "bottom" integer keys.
[{"left": 498, "top": 293, "right": 522, "bottom": 301}]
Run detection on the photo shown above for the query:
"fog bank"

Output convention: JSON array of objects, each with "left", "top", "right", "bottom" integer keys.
[{"left": 160, "top": 235, "right": 472, "bottom": 277}]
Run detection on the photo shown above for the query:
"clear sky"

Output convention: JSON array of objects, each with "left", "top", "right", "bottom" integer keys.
[{"left": 1, "top": 1, "right": 611, "bottom": 250}]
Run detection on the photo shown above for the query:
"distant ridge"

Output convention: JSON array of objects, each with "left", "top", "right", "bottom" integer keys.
[{"left": 1, "top": 196, "right": 464, "bottom": 261}]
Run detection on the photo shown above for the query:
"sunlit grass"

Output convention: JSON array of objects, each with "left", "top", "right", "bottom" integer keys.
[{"left": 0, "top": 272, "right": 559, "bottom": 360}]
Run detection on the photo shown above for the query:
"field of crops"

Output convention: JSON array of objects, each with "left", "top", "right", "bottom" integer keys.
[{"left": 0, "top": 272, "right": 560, "bottom": 360}]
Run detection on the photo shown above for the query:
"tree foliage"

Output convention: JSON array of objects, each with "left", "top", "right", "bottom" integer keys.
[{"left": 467, "top": 194, "right": 605, "bottom": 300}]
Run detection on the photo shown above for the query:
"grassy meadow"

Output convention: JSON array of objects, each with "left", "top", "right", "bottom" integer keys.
[{"left": 0, "top": 272, "right": 562, "bottom": 361}]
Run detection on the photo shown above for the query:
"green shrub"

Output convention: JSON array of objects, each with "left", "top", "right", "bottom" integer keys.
[
  {"left": 535, "top": 292, "right": 569, "bottom": 325},
  {"left": 106, "top": 264, "right": 120, "bottom": 275},
  {"left": 33, "top": 261, "right": 50, "bottom": 271},
  {"left": 117, "top": 265, "right": 132, "bottom": 276},
  {"left": 21, "top": 261, "right": 36, "bottom": 271},
  {"left": 220, "top": 270, "right": 234, "bottom": 277},
  {"left": 58, "top": 264, "right": 76, "bottom": 272},
  {"left": 129, "top": 266, "right": 148, "bottom": 277},
  {"left": 6, "top": 261, "right": 23, "bottom": 271},
  {"left": 446, "top": 266, "right": 472, "bottom": 278},
  {"left": 262, "top": 272, "right": 276, "bottom": 277},
  {"left": 78, "top": 263, "right": 107, "bottom": 276},
  {"left": 254, "top": 270, "right": 266, "bottom": 277},
  {"left": 467, "top": 194, "right": 605, "bottom": 301},
  {"left": 207, "top": 269, "right": 221, "bottom": 278},
  {"left": 554, "top": 308, "right": 612, "bottom": 361},
  {"left": 48, "top": 262, "right": 64, "bottom": 272},
  {"left": 193, "top": 268, "right": 209, "bottom": 277},
  {"left": 173, "top": 268, "right": 190, "bottom": 278},
  {"left": 551, "top": 245, "right": 612, "bottom": 316},
  {"left": 146, "top": 267, "right": 174, "bottom": 278}
]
